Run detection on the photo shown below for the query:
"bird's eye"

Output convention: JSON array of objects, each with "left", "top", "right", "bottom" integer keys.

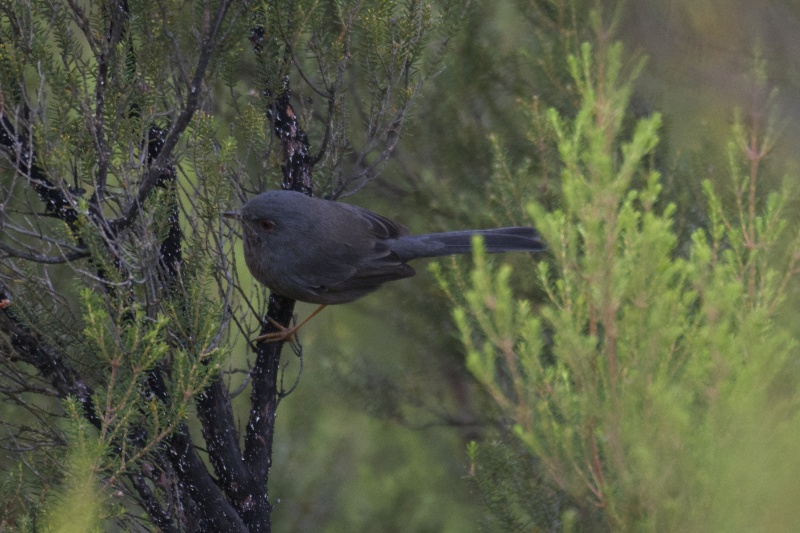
[{"left": 259, "top": 220, "right": 275, "bottom": 231}]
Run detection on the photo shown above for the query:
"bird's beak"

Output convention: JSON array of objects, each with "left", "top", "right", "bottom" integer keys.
[{"left": 223, "top": 211, "right": 241, "bottom": 221}]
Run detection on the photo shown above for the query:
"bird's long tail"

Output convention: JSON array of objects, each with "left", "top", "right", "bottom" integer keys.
[{"left": 391, "top": 227, "right": 546, "bottom": 261}]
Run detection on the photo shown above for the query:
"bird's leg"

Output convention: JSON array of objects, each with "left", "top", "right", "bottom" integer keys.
[{"left": 255, "top": 304, "right": 328, "bottom": 343}]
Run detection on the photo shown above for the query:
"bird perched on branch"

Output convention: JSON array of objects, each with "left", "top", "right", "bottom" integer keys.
[{"left": 225, "top": 190, "right": 545, "bottom": 342}]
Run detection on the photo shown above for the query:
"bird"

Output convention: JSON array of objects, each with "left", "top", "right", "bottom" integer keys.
[{"left": 225, "top": 190, "right": 545, "bottom": 342}]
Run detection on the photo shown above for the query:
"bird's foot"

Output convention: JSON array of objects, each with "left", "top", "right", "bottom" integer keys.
[
  {"left": 253, "top": 304, "right": 328, "bottom": 344},
  {"left": 254, "top": 316, "right": 299, "bottom": 343}
]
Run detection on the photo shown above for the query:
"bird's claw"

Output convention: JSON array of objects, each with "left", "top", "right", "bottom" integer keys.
[
  {"left": 254, "top": 316, "right": 298, "bottom": 343},
  {"left": 252, "top": 305, "right": 328, "bottom": 344}
]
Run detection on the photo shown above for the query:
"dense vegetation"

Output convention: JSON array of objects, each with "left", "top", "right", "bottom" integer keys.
[{"left": 1, "top": 0, "right": 799, "bottom": 531}]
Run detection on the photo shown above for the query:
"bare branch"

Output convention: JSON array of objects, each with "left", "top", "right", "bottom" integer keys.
[{"left": 0, "top": 241, "right": 89, "bottom": 263}]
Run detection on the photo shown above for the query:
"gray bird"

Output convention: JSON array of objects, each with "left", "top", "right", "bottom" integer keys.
[{"left": 225, "top": 190, "right": 545, "bottom": 341}]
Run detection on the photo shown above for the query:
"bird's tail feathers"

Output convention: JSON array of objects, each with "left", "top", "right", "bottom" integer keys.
[{"left": 392, "top": 227, "right": 545, "bottom": 260}]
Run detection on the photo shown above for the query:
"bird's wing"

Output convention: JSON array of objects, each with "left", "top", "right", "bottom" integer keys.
[
  {"left": 300, "top": 239, "right": 413, "bottom": 285},
  {"left": 312, "top": 262, "right": 415, "bottom": 302},
  {"left": 338, "top": 202, "right": 410, "bottom": 239},
  {"left": 268, "top": 200, "right": 413, "bottom": 304},
  {"left": 288, "top": 239, "right": 415, "bottom": 304}
]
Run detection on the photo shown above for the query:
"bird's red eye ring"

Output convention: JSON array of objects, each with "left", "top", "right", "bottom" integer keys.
[{"left": 259, "top": 220, "right": 275, "bottom": 231}]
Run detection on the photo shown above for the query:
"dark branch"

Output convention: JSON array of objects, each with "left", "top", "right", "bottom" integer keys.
[
  {"left": 148, "top": 125, "right": 183, "bottom": 283},
  {"left": 0, "top": 242, "right": 90, "bottom": 264},
  {"left": 145, "top": 365, "right": 248, "bottom": 532},
  {"left": 127, "top": 471, "right": 179, "bottom": 533},
  {"left": 0, "top": 114, "right": 82, "bottom": 229},
  {"left": 110, "top": 0, "right": 234, "bottom": 235},
  {"left": 240, "top": 27, "right": 319, "bottom": 531},
  {"left": 0, "top": 283, "right": 101, "bottom": 431},
  {"left": 165, "top": 423, "right": 248, "bottom": 532}
]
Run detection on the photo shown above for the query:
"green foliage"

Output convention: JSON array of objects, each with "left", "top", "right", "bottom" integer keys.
[
  {"left": 2, "top": 0, "right": 473, "bottom": 529},
  {"left": 1, "top": 0, "right": 236, "bottom": 524},
  {"left": 42, "top": 402, "right": 108, "bottom": 533},
  {"left": 79, "top": 280, "right": 225, "bottom": 471},
  {"left": 465, "top": 437, "right": 595, "bottom": 531},
  {"left": 248, "top": 0, "right": 465, "bottom": 196},
  {"left": 440, "top": 40, "right": 800, "bottom": 530}
]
